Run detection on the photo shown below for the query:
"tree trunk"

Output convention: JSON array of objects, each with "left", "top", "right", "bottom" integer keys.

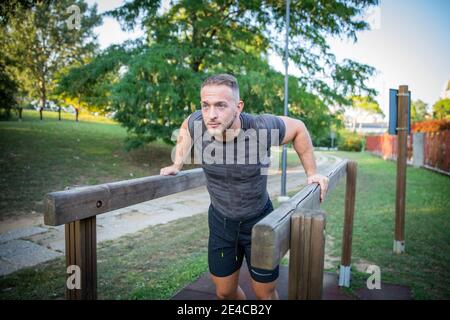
[
  {"left": 40, "top": 74, "right": 46, "bottom": 121},
  {"left": 58, "top": 106, "right": 61, "bottom": 120}
]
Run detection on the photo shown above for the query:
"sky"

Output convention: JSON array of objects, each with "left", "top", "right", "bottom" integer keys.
[{"left": 86, "top": 0, "right": 450, "bottom": 117}]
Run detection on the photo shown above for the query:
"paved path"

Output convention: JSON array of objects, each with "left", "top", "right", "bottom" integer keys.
[{"left": 0, "top": 151, "right": 342, "bottom": 276}]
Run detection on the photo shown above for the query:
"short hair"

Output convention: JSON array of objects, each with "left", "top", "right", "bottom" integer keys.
[{"left": 201, "top": 73, "right": 240, "bottom": 102}]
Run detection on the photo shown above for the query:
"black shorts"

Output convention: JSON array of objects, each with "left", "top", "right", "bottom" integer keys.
[{"left": 208, "top": 198, "right": 279, "bottom": 283}]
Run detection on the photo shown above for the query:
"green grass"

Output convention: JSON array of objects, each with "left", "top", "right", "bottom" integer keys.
[
  {"left": 1, "top": 115, "right": 449, "bottom": 299},
  {"left": 0, "top": 110, "right": 186, "bottom": 220},
  {"left": 0, "top": 212, "right": 209, "bottom": 300},
  {"left": 320, "top": 151, "right": 450, "bottom": 299}
]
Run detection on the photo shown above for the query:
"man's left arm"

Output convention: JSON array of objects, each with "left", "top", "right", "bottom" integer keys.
[{"left": 278, "top": 116, "right": 329, "bottom": 202}]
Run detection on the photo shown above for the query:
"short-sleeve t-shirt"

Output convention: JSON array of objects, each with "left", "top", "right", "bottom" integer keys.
[{"left": 187, "top": 110, "right": 286, "bottom": 220}]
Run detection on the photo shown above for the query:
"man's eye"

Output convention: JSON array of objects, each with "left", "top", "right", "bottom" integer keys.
[
  {"left": 217, "top": 104, "right": 226, "bottom": 108},
  {"left": 202, "top": 105, "right": 209, "bottom": 109}
]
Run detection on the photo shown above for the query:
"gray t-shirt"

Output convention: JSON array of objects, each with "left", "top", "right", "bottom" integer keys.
[{"left": 187, "top": 110, "right": 286, "bottom": 220}]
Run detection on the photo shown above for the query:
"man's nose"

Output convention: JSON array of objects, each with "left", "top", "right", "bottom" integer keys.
[{"left": 208, "top": 107, "right": 218, "bottom": 120}]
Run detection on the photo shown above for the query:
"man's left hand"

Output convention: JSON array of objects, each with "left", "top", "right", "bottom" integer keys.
[{"left": 307, "top": 174, "right": 329, "bottom": 202}]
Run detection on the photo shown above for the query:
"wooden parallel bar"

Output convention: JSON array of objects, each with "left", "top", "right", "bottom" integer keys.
[
  {"left": 252, "top": 159, "right": 347, "bottom": 270},
  {"left": 44, "top": 168, "right": 206, "bottom": 226}
]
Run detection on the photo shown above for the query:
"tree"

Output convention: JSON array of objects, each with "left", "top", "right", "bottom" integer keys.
[
  {"left": 411, "top": 99, "right": 429, "bottom": 122},
  {"left": 59, "top": 0, "right": 378, "bottom": 148},
  {"left": 1, "top": 0, "right": 101, "bottom": 120},
  {"left": 432, "top": 98, "right": 450, "bottom": 120},
  {"left": 0, "top": 60, "right": 19, "bottom": 120}
]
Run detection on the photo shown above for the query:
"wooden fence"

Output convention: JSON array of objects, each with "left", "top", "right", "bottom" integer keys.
[{"left": 44, "top": 160, "right": 357, "bottom": 300}]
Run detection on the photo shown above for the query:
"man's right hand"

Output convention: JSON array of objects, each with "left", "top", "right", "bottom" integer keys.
[{"left": 160, "top": 164, "right": 181, "bottom": 176}]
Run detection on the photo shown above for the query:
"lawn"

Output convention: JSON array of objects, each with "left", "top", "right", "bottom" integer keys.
[
  {"left": 1, "top": 115, "right": 449, "bottom": 299},
  {"left": 320, "top": 151, "right": 450, "bottom": 300},
  {"left": 0, "top": 110, "right": 183, "bottom": 220}
]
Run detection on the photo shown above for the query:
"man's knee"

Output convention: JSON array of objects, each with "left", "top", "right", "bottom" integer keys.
[
  {"left": 252, "top": 280, "right": 279, "bottom": 300},
  {"left": 254, "top": 287, "right": 278, "bottom": 300},
  {"left": 215, "top": 288, "right": 238, "bottom": 300}
]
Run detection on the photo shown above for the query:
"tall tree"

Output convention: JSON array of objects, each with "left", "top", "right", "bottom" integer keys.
[
  {"left": 59, "top": 0, "right": 378, "bottom": 147},
  {"left": 432, "top": 98, "right": 450, "bottom": 120},
  {"left": 1, "top": 0, "right": 101, "bottom": 119},
  {"left": 411, "top": 99, "right": 429, "bottom": 122},
  {"left": 0, "top": 59, "right": 19, "bottom": 120}
]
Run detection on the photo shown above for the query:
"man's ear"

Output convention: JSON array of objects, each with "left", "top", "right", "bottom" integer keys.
[{"left": 237, "top": 100, "right": 244, "bottom": 112}]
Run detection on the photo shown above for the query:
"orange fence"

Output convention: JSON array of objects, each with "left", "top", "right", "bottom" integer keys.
[
  {"left": 423, "top": 131, "right": 450, "bottom": 173},
  {"left": 365, "top": 134, "right": 413, "bottom": 162},
  {"left": 365, "top": 131, "right": 450, "bottom": 174}
]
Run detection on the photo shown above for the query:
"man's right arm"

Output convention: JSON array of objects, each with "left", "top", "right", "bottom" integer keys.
[{"left": 160, "top": 116, "right": 193, "bottom": 176}]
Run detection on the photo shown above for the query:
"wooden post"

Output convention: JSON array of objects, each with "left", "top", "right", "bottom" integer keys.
[
  {"left": 394, "top": 85, "right": 408, "bottom": 254},
  {"left": 65, "top": 216, "right": 97, "bottom": 300},
  {"left": 288, "top": 209, "right": 326, "bottom": 300},
  {"left": 339, "top": 161, "right": 357, "bottom": 287}
]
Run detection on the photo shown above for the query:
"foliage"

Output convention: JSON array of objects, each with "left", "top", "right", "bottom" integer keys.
[
  {"left": 337, "top": 128, "right": 364, "bottom": 151},
  {"left": 411, "top": 99, "right": 429, "bottom": 122},
  {"left": 350, "top": 95, "right": 383, "bottom": 115},
  {"left": 432, "top": 98, "right": 450, "bottom": 120},
  {"left": 59, "top": 0, "right": 378, "bottom": 148},
  {"left": 0, "top": 0, "right": 102, "bottom": 115},
  {"left": 0, "top": 60, "right": 18, "bottom": 120},
  {"left": 412, "top": 119, "right": 450, "bottom": 133}
]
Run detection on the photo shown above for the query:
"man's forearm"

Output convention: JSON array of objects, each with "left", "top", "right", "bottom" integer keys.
[
  {"left": 292, "top": 125, "right": 317, "bottom": 177},
  {"left": 173, "top": 127, "right": 193, "bottom": 170}
]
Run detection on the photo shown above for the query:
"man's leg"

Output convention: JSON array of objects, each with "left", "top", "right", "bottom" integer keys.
[
  {"left": 251, "top": 278, "right": 279, "bottom": 300},
  {"left": 211, "top": 268, "right": 246, "bottom": 300}
]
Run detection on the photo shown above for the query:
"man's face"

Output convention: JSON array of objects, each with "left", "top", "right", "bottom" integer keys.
[{"left": 200, "top": 85, "right": 243, "bottom": 137}]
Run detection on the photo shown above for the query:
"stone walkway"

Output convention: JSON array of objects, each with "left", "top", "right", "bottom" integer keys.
[{"left": 0, "top": 152, "right": 342, "bottom": 276}]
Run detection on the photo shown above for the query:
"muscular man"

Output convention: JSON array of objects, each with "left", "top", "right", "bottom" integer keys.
[{"left": 160, "top": 74, "right": 328, "bottom": 300}]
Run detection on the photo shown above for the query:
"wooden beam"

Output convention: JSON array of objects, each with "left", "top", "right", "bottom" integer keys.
[
  {"left": 288, "top": 209, "right": 326, "bottom": 300},
  {"left": 44, "top": 168, "right": 206, "bottom": 226},
  {"left": 65, "top": 216, "right": 97, "bottom": 300},
  {"left": 251, "top": 159, "right": 348, "bottom": 270},
  {"left": 309, "top": 211, "right": 325, "bottom": 299}
]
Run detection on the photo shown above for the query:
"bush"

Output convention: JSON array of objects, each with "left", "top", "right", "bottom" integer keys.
[
  {"left": 337, "top": 130, "right": 364, "bottom": 152},
  {"left": 412, "top": 119, "right": 450, "bottom": 133}
]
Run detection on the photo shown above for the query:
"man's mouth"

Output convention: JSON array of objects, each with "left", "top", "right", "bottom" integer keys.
[{"left": 208, "top": 123, "right": 221, "bottom": 128}]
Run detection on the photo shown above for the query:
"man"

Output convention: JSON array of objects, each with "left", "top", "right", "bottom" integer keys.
[{"left": 160, "top": 74, "right": 329, "bottom": 300}]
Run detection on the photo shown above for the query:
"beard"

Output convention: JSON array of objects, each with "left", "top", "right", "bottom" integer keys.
[{"left": 207, "top": 113, "right": 237, "bottom": 138}]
